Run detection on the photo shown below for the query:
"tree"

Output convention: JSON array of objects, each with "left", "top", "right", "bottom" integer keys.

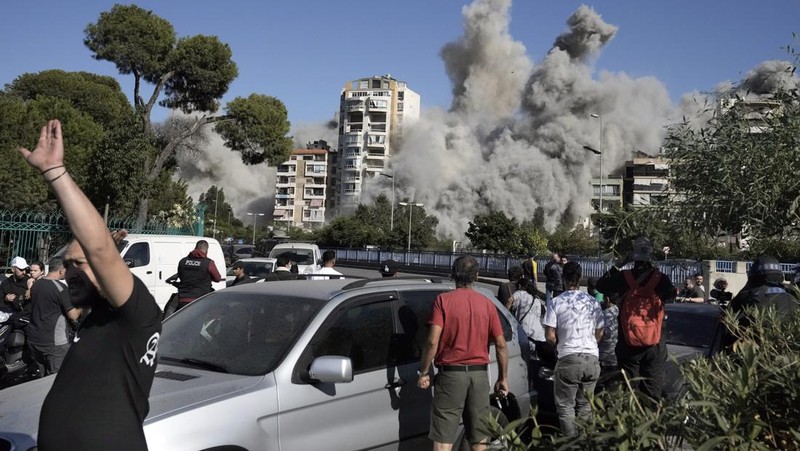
[
  {"left": 314, "top": 195, "right": 437, "bottom": 250},
  {"left": 665, "top": 88, "right": 800, "bottom": 243},
  {"left": 0, "top": 95, "right": 104, "bottom": 210},
  {"left": 466, "top": 211, "right": 521, "bottom": 253},
  {"left": 5, "top": 70, "right": 133, "bottom": 128},
  {"left": 546, "top": 224, "right": 599, "bottom": 257},
  {"left": 84, "top": 4, "right": 293, "bottom": 225}
]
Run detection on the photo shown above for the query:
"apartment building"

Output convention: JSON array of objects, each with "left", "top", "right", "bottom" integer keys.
[
  {"left": 589, "top": 176, "right": 624, "bottom": 212},
  {"left": 273, "top": 141, "right": 331, "bottom": 231},
  {"left": 331, "top": 75, "right": 420, "bottom": 217},
  {"left": 623, "top": 151, "right": 672, "bottom": 208}
]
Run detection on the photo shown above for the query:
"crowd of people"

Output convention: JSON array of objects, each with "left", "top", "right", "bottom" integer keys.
[{"left": 497, "top": 237, "right": 800, "bottom": 436}]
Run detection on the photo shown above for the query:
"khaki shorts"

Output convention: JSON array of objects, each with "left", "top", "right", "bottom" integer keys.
[{"left": 429, "top": 369, "right": 490, "bottom": 444}]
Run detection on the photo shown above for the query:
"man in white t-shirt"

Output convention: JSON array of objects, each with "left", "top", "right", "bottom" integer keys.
[
  {"left": 309, "top": 250, "right": 343, "bottom": 280},
  {"left": 543, "top": 261, "right": 604, "bottom": 436}
]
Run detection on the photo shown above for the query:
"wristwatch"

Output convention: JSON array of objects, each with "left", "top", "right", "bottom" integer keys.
[{"left": 417, "top": 368, "right": 429, "bottom": 377}]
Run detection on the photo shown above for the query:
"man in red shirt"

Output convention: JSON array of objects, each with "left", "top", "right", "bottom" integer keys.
[{"left": 417, "top": 255, "right": 509, "bottom": 451}]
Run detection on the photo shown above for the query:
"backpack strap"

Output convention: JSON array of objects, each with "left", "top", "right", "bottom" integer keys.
[
  {"left": 643, "top": 271, "right": 662, "bottom": 292},
  {"left": 623, "top": 270, "right": 638, "bottom": 290}
]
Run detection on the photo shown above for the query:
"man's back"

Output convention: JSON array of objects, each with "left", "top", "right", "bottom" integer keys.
[
  {"left": 543, "top": 290, "right": 603, "bottom": 357},
  {"left": 264, "top": 270, "right": 306, "bottom": 281},
  {"left": 430, "top": 288, "right": 501, "bottom": 365}
]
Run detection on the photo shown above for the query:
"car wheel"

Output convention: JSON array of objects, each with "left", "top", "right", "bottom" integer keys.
[{"left": 453, "top": 406, "right": 509, "bottom": 451}]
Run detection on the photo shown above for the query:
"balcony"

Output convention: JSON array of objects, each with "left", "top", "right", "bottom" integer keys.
[
  {"left": 368, "top": 123, "right": 387, "bottom": 132},
  {"left": 345, "top": 100, "right": 365, "bottom": 112},
  {"left": 343, "top": 132, "right": 363, "bottom": 145},
  {"left": 276, "top": 165, "right": 297, "bottom": 175},
  {"left": 304, "top": 166, "right": 326, "bottom": 177},
  {"left": 275, "top": 191, "right": 294, "bottom": 199},
  {"left": 366, "top": 151, "right": 386, "bottom": 159},
  {"left": 367, "top": 99, "right": 389, "bottom": 112},
  {"left": 304, "top": 177, "right": 326, "bottom": 187},
  {"left": 304, "top": 189, "right": 325, "bottom": 199},
  {"left": 366, "top": 134, "right": 386, "bottom": 148},
  {"left": 365, "top": 164, "right": 385, "bottom": 173}
]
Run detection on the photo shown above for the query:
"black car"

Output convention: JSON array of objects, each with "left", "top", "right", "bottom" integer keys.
[{"left": 531, "top": 302, "right": 724, "bottom": 418}]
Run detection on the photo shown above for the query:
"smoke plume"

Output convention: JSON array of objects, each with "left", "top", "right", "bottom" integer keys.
[{"left": 363, "top": 2, "right": 673, "bottom": 237}]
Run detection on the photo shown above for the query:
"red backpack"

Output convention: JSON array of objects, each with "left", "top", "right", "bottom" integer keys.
[{"left": 620, "top": 270, "right": 665, "bottom": 347}]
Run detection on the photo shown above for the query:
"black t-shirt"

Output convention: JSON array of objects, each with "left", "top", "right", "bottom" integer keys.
[
  {"left": 177, "top": 255, "right": 213, "bottom": 300},
  {"left": 27, "top": 279, "right": 74, "bottom": 346},
  {"left": 596, "top": 265, "right": 676, "bottom": 303},
  {"left": 38, "top": 276, "right": 162, "bottom": 451}
]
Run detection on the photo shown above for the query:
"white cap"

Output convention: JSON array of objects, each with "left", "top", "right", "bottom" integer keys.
[{"left": 10, "top": 257, "right": 28, "bottom": 270}]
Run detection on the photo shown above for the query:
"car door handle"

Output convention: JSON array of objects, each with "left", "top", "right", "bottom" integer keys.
[
  {"left": 385, "top": 378, "right": 406, "bottom": 389},
  {"left": 147, "top": 271, "right": 153, "bottom": 274}
]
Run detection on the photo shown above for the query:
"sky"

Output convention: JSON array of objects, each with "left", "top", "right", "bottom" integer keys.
[
  {"left": 2, "top": 1, "right": 798, "bottom": 127},
  {"left": 2, "top": 1, "right": 799, "bottom": 237}
]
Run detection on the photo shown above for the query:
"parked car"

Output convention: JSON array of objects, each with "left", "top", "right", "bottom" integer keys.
[
  {"left": 532, "top": 302, "right": 724, "bottom": 419},
  {"left": 224, "top": 257, "right": 276, "bottom": 285},
  {"left": 268, "top": 242, "right": 322, "bottom": 274},
  {"left": 0, "top": 278, "right": 536, "bottom": 450}
]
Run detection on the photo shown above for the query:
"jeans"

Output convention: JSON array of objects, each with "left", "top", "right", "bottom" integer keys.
[{"left": 553, "top": 353, "right": 600, "bottom": 436}]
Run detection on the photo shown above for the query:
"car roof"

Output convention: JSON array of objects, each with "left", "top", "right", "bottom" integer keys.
[{"left": 221, "top": 276, "right": 453, "bottom": 303}]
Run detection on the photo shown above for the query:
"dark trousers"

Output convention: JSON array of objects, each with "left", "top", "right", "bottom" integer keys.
[
  {"left": 616, "top": 341, "right": 666, "bottom": 400},
  {"left": 27, "top": 342, "right": 70, "bottom": 376}
]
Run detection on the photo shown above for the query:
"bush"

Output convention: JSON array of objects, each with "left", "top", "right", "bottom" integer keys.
[{"left": 495, "top": 307, "right": 800, "bottom": 450}]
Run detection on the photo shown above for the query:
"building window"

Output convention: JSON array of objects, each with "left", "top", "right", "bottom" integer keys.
[
  {"left": 398, "top": 91, "right": 404, "bottom": 101},
  {"left": 359, "top": 80, "right": 368, "bottom": 89},
  {"left": 397, "top": 102, "right": 403, "bottom": 112}
]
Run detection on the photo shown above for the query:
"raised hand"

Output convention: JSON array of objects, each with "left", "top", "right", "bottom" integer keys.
[{"left": 16, "top": 119, "right": 65, "bottom": 176}]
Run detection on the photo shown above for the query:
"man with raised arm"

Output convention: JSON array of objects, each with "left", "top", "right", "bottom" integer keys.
[{"left": 18, "top": 120, "right": 162, "bottom": 451}]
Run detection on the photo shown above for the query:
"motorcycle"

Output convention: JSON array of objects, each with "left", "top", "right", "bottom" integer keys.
[{"left": 0, "top": 311, "right": 40, "bottom": 389}]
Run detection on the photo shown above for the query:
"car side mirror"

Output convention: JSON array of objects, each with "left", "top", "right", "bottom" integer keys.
[
  {"left": 125, "top": 259, "right": 135, "bottom": 268},
  {"left": 308, "top": 356, "right": 353, "bottom": 383}
]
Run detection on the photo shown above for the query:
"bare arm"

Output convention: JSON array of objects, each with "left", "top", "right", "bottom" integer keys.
[
  {"left": 493, "top": 334, "right": 509, "bottom": 395},
  {"left": 595, "top": 328, "right": 604, "bottom": 342},
  {"left": 417, "top": 324, "right": 442, "bottom": 389},
  {"left": 18, "top": 121, "right": 133, "bottom": 309},
  {"left": 66, "top": 307, "right": 81, "bottom": 322},
  {"left": 545, "top": 325, "right": 557, "bottom": 346}
]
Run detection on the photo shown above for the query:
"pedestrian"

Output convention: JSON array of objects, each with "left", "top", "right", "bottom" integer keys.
[
  {"left": 228, "top": 261, "right": 256, "bottom": 286},
  {"left": 596, "top": 236, "right": 675, "bottom": 400},
  {"left": 510, "top": 278, "right": 546, "bottom": 359},
  {"left": 26, "top": 261, "right": 45, "bottom": 295},
  {"left": 264, "top": 254, "right": 307, "bottom": 281},
  {"left": 678, "top": 277, "right": 704, "bottom": 303},
  {"left": 309, "top": 250, "right": 343, "bottom": 280},
  {"left": 18, "top": 119, "right": 162, "bottom": 450},
  {"left": 416, "top": 255, "right": 509, "bottom": 450},
  {"left": 25, "top": 257, "right": 79, "bottom": 376},
  {"left": 521, "top": 252, "right": 539, "bottom": 285},
  {"left": 544, "top": 252, "right": 563, "bottom": 301},
  {"left": 379, "top": 259, "right": 399, "bottom": 278},
  {"left": 586, "top": 277, "right": 604, "bottom": 303},
  {"left": 498, "top": 266, "right": 524, "bottom": 310},
  {"left": 709, "top": 277, "right": 732, "bottom": 307},
  {"left": 1, "top": 257, "right": 31, "bottom": 312},
  {"left": 543, "top": 261, "right": 604, "bottom": 436},
  {"left": 596, "top": 292, "right": 620, "bottom": 390},
  {"left": 729, "top": 255, "right": 799, "bottom": 321},
  {"left": 694, "top": 273, "right": 706, "bottom": 296},
  {"left": 169, "top": 240, "right": 223, "bottom": 311}
]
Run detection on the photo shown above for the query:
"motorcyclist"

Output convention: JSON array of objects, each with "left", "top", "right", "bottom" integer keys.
[{"left": 1, "top": 257, "right": 31, "bottom": 313}]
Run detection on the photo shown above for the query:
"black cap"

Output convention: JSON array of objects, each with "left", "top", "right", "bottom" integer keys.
[{"left": 379, "top": 259, "right": 398, "bottom": 277}]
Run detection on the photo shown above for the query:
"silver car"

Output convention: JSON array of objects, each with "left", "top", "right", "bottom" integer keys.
[{"left": 0, "top": 278, "right": 535, "bottom": 450}]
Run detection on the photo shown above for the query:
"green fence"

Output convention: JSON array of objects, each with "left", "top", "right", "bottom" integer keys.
[{"left": 0, "top": 209, "right": 200, "bottom": 267}]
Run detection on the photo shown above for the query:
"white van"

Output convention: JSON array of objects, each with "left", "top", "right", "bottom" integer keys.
[{"left": 117, "top": 234, "right": 227, "bottom": 309}]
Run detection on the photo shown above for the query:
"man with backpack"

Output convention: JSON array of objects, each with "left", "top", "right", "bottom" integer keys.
[{"left": 596, "top": 236, "right": 675, "bottom": 400}]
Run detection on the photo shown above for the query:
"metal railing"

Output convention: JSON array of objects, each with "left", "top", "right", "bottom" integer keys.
[{"left": 331, "top": 248, "right": 702, "bottom": 286}]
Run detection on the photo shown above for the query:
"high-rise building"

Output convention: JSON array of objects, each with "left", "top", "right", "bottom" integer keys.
[
  {"left": 330, "top": 75, "right": 420, "bottom": 217},
  {"left": 273, "top": 141, "right": 332, "bottom": 231}
]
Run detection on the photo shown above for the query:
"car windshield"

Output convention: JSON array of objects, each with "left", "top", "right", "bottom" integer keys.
[
  {"left": 662, "top": 307, "right": 721, "bottom": 349},
  {"left": 272, "top": 249, "right": 314, "bottom": 265},
  {"left": 159, "top": 292, "right": 324, "bottom": 375}
]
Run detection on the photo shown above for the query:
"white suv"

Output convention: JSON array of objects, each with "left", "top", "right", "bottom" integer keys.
[{"left": 0, "top": 278, "right": 535, "bottom": 450}]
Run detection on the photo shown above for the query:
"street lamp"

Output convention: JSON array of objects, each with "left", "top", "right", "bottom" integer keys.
[
  {"left": 582, "top": 144, "right": 602, "bottom": 213},
  {"left": 398, "top": 202, "right": 424, "bottom": 252},
  {"left": 212, "top": 188, "right": 220, "bottom": 239},
  {"left": 381, "top": 172, "right": 395, "bottom": 230},
  {"left": 246, "top": 212, "right": 265, "bottom": 245},
  {"left": 589, "top": 113, "right": 604, "bottom": 213}
]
